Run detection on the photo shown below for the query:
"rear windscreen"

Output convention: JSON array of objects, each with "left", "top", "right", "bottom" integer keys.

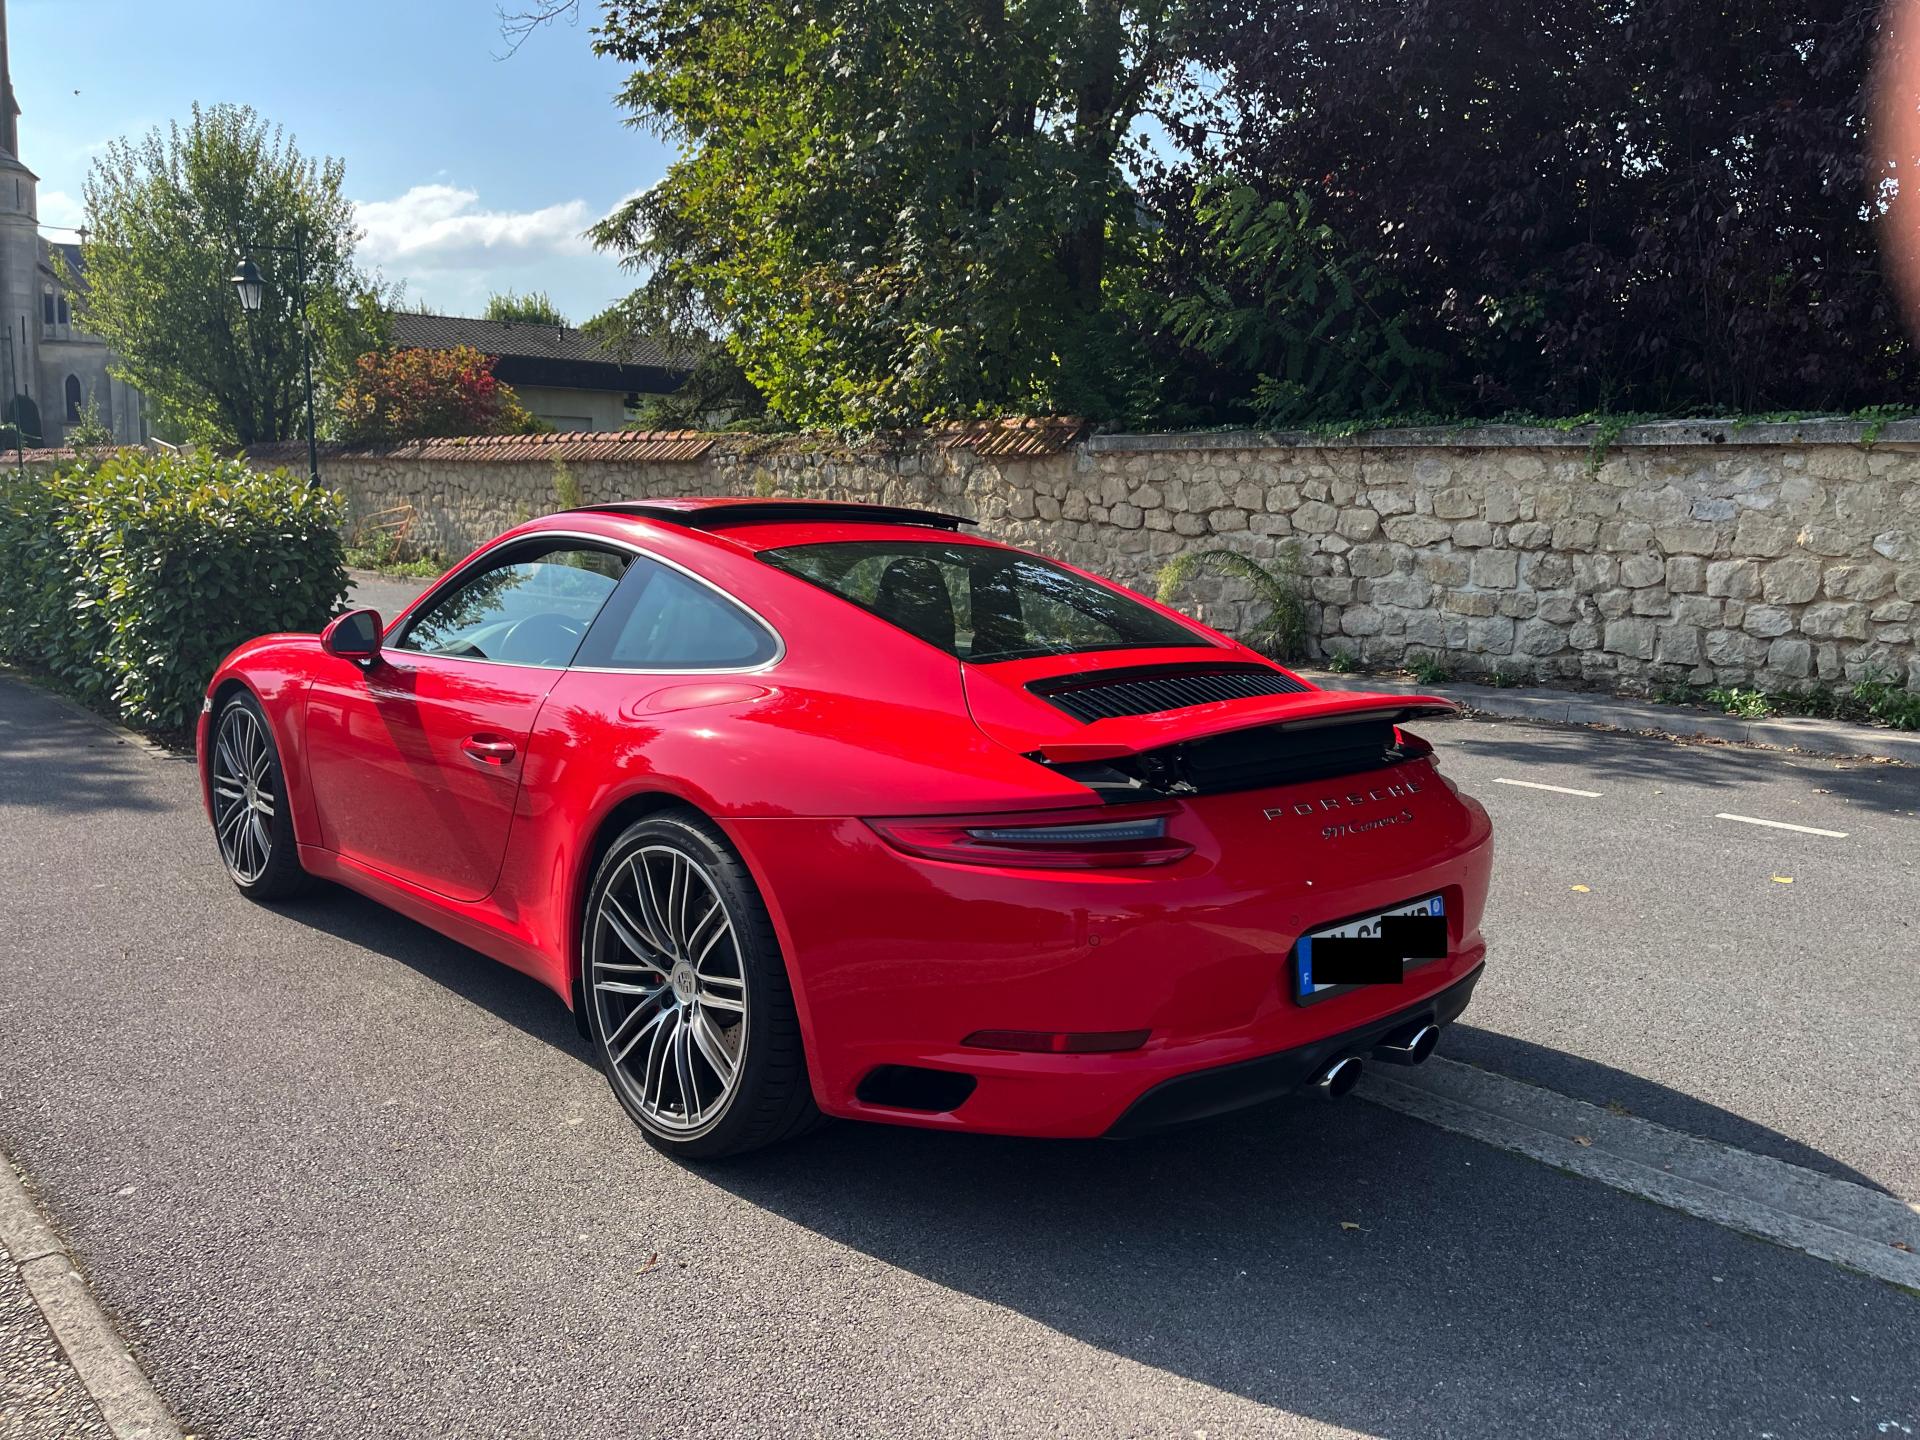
[{"left": 759, "top": 540, "right": 1209, "bottom": 663}]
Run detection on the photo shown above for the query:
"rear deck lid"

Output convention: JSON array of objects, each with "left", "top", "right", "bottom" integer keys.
[{"left": 962, "top": 651, "right": 1455, "bottom": 764}]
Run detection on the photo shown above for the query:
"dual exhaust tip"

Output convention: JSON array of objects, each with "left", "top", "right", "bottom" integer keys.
[{"left": 1316, "top": 1022, "right": 1441, "bottom": 1099}]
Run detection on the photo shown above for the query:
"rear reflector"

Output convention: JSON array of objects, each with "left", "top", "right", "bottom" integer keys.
[
  {"left": 963, "top": 1029, "right": 1151, "bottom": 1054},
  {"left": 866, "top": 803, "right": 1190, "bottom": 870}
]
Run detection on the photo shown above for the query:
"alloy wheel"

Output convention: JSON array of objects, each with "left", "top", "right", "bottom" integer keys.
[
  {"left": 211, "top": 704, "right": 276, "bottom": 885},
  {"left": 590, "top": 844, "right": 749, "bottom": 1136}
]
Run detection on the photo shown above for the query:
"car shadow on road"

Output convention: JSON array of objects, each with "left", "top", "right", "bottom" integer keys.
[
  {"left": 287, "top": 888, "right": 595, "bottom": 1062},
  {"left": 272, "top": 887, "right": 1920, "bottom": 1433},
  {"left": 1440, "top": 714, "right": 1920, "bottom": 816},
  {"left": 0, "top": 674, "right": 172, "bottom": 816},
  {"left": 1440, "top": 1024, "right": 1896, "bottom": 1190},
  {"left": 702, "top": 1091, "right": 1919, "bottom": 1437}
]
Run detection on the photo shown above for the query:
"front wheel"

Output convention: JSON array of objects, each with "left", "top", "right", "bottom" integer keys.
[
  {"left": 208, "top": 691, "right": 312, "bottom": 901},
  {"left": 582, "top": 811, "right": 818, "bottom": 1159}
]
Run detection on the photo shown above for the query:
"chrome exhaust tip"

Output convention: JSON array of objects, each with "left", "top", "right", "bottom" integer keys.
[
  {"left": 1317, "top": 1056, "right": 1364, "bottom": 1099},
  {"left": 1374, "top": 1022, "right": 1441, "bottom": 1067}
]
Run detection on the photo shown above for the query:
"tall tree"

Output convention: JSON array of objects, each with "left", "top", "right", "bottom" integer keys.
[
  {"left": 1167, "top": 0, "right": 1916, "bottom": 416},
  {"left": 521, "top": 1, "right": 1201, "bottom": 429},
  {"left": 73, "top": 103, "right": 387, "bottom": 445},
  {"left": 483, "top": 289, "right": 570, "bottom": 326}
]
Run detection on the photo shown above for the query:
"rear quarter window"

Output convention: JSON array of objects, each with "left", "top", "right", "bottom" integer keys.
[
  {"left": 760, "top": 540, "right": 1208, "bottom": 663},
  {"left": 573, "top": 555, "right": 779, "bottom": 670}
]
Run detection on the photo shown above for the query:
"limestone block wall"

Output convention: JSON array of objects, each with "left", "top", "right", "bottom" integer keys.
[{"left": 265, "top": 419, "right": 1920, "bottom": 694}]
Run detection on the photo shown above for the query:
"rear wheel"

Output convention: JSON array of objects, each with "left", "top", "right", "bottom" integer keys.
[
  {"left": 209, "top": 691, "right": 311, "bottom": 900},
  {"left": 582, "top": 811, "right": 818, "bottom": 1159}
]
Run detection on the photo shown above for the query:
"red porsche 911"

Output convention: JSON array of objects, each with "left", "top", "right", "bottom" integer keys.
[{"left": 198, "top": 498, "right": 1492, "bottom": 1158}]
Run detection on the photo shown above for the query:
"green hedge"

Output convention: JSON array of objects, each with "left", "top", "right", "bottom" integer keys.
[{"left": 0, "top": 451, "right": 348, "bottom": 732}]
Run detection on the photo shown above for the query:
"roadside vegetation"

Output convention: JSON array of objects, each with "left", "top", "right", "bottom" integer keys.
[
  {"left": 511, "top": 0, "right": 1908, "bottom": 435},
  {"left": 71, "top": 103, "right": 388, "bottom": 448},
  {"left": 0, "top": 452, "right": 346, "bottom": 739}
]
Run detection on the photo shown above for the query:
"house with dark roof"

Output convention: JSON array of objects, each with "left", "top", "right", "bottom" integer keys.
[{"left": 387, "top": 313, "right": 688, "bottom": 432}]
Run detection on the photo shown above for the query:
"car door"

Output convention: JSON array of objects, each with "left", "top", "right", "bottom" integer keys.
[{"left": 304, "top": 537, "right": 630, "bottom": 902}]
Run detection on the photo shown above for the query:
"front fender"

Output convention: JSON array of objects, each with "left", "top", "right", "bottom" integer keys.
[{"left": 197, "top": 634, "right": 325, "bottom": 846}]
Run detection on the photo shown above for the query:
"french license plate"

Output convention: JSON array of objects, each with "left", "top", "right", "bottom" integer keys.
[{"left": 1293, "top": 894, "right": 1447, "bottom": 1004}]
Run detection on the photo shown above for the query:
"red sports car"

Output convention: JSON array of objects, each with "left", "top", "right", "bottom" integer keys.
[{"left": 198, "top": 498, "right": 1492, "bottom": 1158}]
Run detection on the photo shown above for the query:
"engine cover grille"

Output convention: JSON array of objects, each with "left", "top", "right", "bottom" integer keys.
[{"left": 1030, "top": 663, "right": 1309, "bottom": 724}]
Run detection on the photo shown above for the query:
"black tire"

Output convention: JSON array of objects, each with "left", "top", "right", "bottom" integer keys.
[
  {"left": 582, "top": 810, "right": 819, "bottom": 1160},
  {"left": 208, "top": 690, "right": 313, "bottom": 901}
]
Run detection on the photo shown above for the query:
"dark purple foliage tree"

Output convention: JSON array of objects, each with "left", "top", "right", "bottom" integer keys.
[{"left": 1160, "top": 0, "right": 1918, "bottom": 417}]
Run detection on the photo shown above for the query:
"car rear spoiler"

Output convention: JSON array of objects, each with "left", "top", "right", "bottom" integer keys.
[{"left": 1025, "top": 689, "right": 1458, "bottom": 764}]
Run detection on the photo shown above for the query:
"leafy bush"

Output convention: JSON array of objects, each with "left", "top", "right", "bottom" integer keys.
[
  {"left": 1708, "top": 686, "right": 1776, "bottom": 720},
  {"left": 1155, "top": 544, "right": 1309, "bottom": 660},
  {"left": 0, "top": 451, "right": 348, "bottom": 732},
  {"left": 334, "top": 345, "right": 549, "bottom": 442}
]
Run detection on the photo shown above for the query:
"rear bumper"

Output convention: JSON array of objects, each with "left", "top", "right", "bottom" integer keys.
[
  {"left": 1104, "top": 961, "right": 1484, "bottom": 1136},
  {"left": 727, "top": 769, "right": 1493, "bottom": 1140}
]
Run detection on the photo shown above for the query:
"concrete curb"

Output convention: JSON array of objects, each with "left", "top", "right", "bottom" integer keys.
[
  {"left": 1299, "top": 669, "right": 1920, "bottom": 763},
  {"left": 0, "top": 1157, "right": 186, "bottom": 1440}
]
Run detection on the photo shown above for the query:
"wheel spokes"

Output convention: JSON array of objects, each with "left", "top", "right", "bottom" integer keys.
[
  {"left": 212, "top": 709, "right": 274, "bottom": 883},
  {"left": 690, "top": 1009, "right": 738, "bottom": 1087},
  {"left": 592, "top": 844, "right": 749, "bottom": 1134},
  {"left": 599, "top": 888, "right": 669, "bottom": 975}
]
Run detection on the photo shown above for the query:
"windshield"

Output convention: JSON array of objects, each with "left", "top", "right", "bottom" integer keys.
[{"left": 759, "top": 540, "right": 1211, "bottom": 663}]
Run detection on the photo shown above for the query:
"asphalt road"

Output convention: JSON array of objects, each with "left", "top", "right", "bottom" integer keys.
[{"left": 2, "top": 672, "right": 1918, "bottom": 1439}]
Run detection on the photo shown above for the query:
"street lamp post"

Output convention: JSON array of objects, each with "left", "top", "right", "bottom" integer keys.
[{"left": 231, "top": 223, "right": 320, "bottom": 486}]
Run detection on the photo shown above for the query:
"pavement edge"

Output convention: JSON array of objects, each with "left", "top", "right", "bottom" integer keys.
[
  {"left": 1301, "top": 668, "right": 1920, "bottom": 763},
  {"left": 0, "top": 1154, "right": 187, "bottom": 1440}
]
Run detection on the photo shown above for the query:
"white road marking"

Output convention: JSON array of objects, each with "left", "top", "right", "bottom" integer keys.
[
  {"left": 1491, "top": 777, "right": 1602, "bottom": 798},
  {"left": 1360, "top": 1058, "right": 1920, "bottom": 1290},
  {"left": 1714, "top": 812, "right": 1849, "bottom": 839}
]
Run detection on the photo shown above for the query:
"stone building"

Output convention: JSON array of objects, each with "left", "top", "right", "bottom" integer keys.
[{"left": 0, "top": 0, "right": 148, "bottom": 447}]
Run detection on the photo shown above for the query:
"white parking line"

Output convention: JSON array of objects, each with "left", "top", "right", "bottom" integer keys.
[
  {"left": 1714, "top": 812, "right": 1850, "bottom": 839},
  {"left": 1360, "top": 1058, "right": 1920, "bottom": 1290},
  {"left": 1491, "top": 777, "right": 1602, "bottom": 798}
]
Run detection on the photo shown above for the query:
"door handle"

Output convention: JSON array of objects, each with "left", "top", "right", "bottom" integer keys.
[{"left": 461, "top": 735, "right": 518, "bottom": 766}]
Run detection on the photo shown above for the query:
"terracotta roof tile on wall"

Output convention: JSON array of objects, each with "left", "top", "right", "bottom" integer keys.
[
  {"left": 250, "top": 431, "right": 719, "bottom": 465},
  {"left": 936, "top": 417, "right": 1086, "bottom": 458}
]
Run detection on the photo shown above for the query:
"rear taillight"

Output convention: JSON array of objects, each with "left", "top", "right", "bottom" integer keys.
[
  {"left": 865, "top": 803, "right": 1192, "bottom": 870},
  {"left": 1393, "top": 726, "right": 1435, "bottom": 761}
]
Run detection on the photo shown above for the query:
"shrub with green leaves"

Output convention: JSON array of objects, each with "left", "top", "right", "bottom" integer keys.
[
  {"left": 1155, "top": 544, "right": 1309, "bottom": 661},
  {"left": 0, "top": 450, "right": 348, "bottom": 732}
]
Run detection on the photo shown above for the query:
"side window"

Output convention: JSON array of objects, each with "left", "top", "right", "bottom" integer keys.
[
  {"left": 575, "top": 554, "right": 778, "bottom": 670},
  {"left": 396, "top": 543, "right": 628, "bottom": 667}
]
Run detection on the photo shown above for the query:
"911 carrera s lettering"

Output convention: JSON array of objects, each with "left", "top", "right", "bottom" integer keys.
[{"left": 197, "top": 496, "right": 1493, "bottom": 1158}]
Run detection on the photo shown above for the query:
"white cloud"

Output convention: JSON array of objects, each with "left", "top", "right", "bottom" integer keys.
[
  {"left": 353, "top": 184, "right": 595, "bottom": 270},
  {"left": 39, "top": 189, "right": 85, "bottom": 232}
]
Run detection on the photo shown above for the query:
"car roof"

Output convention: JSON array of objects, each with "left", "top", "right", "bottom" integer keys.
[
  {"left": 573, "top": 497, "right": 972, "bottom": 530},
  {"left": 561, "top": 497, "right": 1004, "bottom": 555}
]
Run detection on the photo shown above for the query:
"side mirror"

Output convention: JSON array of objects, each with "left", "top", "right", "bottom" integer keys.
[{"left": 321, "top": 608, "right": 383, "bottom": 663}]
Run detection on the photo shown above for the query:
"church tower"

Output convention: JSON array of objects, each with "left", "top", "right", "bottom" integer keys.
[{"left": 0, "top": 0, "right": 42, "bottom": 437}]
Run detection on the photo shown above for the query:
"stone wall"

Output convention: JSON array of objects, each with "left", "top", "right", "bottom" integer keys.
[{"left": 264, "top": 419, "right": 1920, "bottom": 694}]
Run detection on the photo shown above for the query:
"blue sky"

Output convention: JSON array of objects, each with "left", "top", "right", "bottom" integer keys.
[{"left": 12, "top": 0, "right": 674, "bottom": 322}]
